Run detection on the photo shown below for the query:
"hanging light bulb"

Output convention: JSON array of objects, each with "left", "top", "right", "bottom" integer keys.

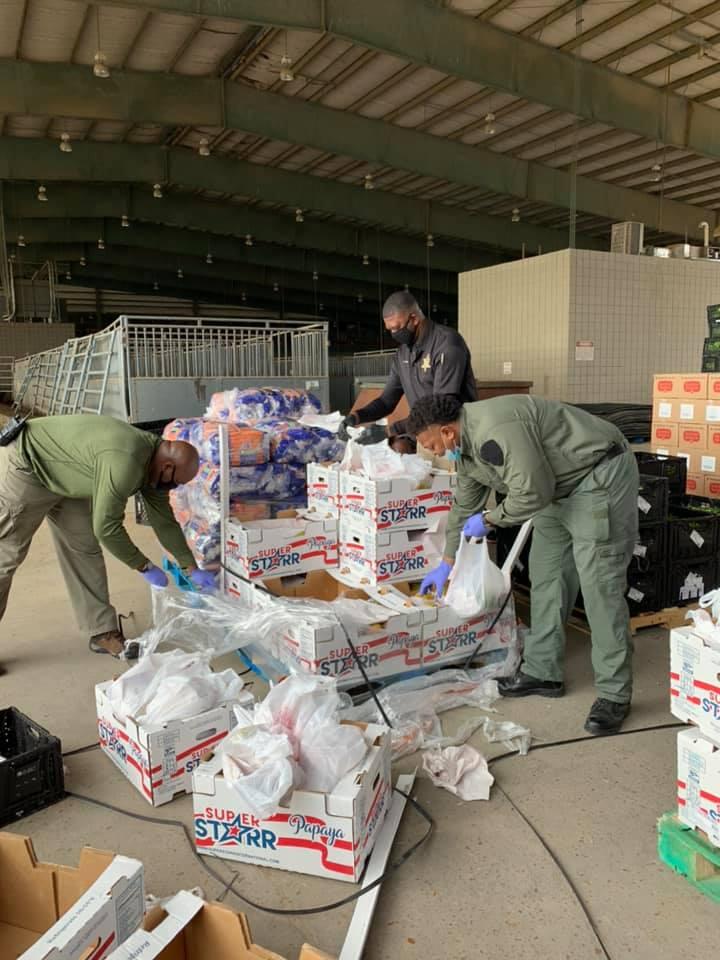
[
  {"left": 153, "top": 183, "right": 163, "bottom": 199},
  {"left": 177, "top": 267, "right": 184, "bottom": 279},
  {"left": 273, "top": 281, "right": 279, "bottom": 293},
  {"left": 483, "top": 112, "right": 496, "bottom": 135},
  {"left": 241, "top": 291, "right": 247, "bottom": 302},
  {"left": 206, "top": 252, "right": 213, "bottom": 265},
  {"left": 17, "top": 235, "right": 26, "bottom": 248},
  {"left": 80, "top": 255, "right": 86, "bottom": 267},
  {"left": 245, "top": 234, "right": 253, "bottom": 247},
  {"left": 432, "top": 303, "right": 438, "bottom": 313},
  {"left": 357, "top": 294, "right": 363, "bottom": 304},
  {"left": 312, "top": 269, "right": 318, "bottom": 282},
  {"left": 121, "top": 214, "right": 129, "bottom": 228},
  {"left": 651, "top": 163, "right": 662, "bottom": 182},
  {"left": 37, "top": 185, "right": 48, "bottom": 202},
  {"left": 198, "top": 137, "right": 211, "bottom": 157},
  {"left": 97, "top": 237, "right": 105, "bottom": 250},
  {"left": 279, "top": 54, "right": 295, "bottom": 83},
  {"left": 93, "top": 50, "right": 110, "bottom": 79},
  {"left": 153, "top": 280, "right": 159, "bottom": 292},
  {"left": 362, "top": 253, "right": 370, "bottom": 266},
  {"left": 65, "top": 269, "right": 72, "bottom": 281},
  {"left": 363, "top": 173, "right": 374, "bottom": 191},
  {"left": 426, "top": 233, "right": 434, "bottom": 248},
  {"left": 59, "top": 133, "right": 73, "bottom": 153},
  {"left": 319, "top": 302, "right": 324, "bottom": 311},
  {"left": 511, "top": 207, "right": 520, "bottom": 223},
  {"left": 295, "top": 208, "right": 304, "bottom": 223}
]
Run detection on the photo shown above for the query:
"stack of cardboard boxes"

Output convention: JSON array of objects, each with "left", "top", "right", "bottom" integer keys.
[{"left": 651, "top": 373, "right": 720, "bottom": 499}]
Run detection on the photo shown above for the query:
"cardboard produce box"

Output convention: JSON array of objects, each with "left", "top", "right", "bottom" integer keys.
[
  {"left": 705, "top": 476, "right": 720, "bottom": 498},
  {"left": 653, "top": 399, "right": 703, "bottom": 422},
  {"left": 670, "top": 626, "right": 720, "bottom": 740},
  {"left": 709, "top": 374, "right": 720, "bottom": 399},
  {"left": 224, "top": 516, "right": 338, "bottom": 581},
  {"left": 687, "top": 473, "right": 704, "bottom": 495},
  {"left": 225, "top": 569, "right": 516, "bottom": 685},
  {"left": 338, "top": 514, "right": 442, "bottom": 586},
  {"left": 677, "top": 424, "right": 708, "bottom": 449},
  {"left": 653, "top": 374, "right": 709, "bottom": 399},
  {"left": 107, "top": 889, "right": 332, "bottom": 960},
  {"left": 339, "top": 469, "right": 456, "bottom": 531},
  {"left": 0, "top": 833, "right": 143, "bottom": 960},
  {"left": 705, "top": 402, "right": 720, "bottom": 423},
  {"left": 193, "top": 722, "right": 391, "bottom": 883},
  {"left": 651, "top": 422, "right": 678, "bottom": 446},
  {"left": 306, "top": 463, "right": 340, "bottom": 516},
  {"left": 677, "top": 728, "right": 720, "bottom": 849},
  {"left": 96, "top": 682, "right": 252, "bottom": 807}
]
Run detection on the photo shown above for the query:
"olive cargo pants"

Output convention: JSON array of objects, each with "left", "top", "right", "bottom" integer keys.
[
  {"left": 0, "top": 442, "right": 118, "bottom": 636},
  {"left": 523, "top": 449, "right": 639, "bottom": 703}
]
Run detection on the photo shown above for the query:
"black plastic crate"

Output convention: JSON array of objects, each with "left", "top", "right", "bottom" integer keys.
[
  {"left": 629, "top": 522, "right": 667, "bottom": 573},
  {"left": 668, "top": 506, "right": 718, "bottom": 560},
  {"left": 666, "top": 558, "right": 716, "bottom": 607},
  {"left": 0, "top": 708, "right": 64, "bottom": 826},
  {"left": 702, "top": 355, "right": 720, "bottom": 372},
  {"left": 709, "top": 321, "right": 720, "bottom": 339},
  {"left": 634, "top": 453, "right": 687, "bottom": 501},
  {"left": 704, "top": 337, "right": 720, "bottom": 358},
  {"left": 708, "top": 303, "right": 720, "bottom": 325},
  {"left": 637, "top": 474, "right": 669, "bottom": 524},
  {"left": 626, "top": 567, "right": 666, "bottom": 616}
]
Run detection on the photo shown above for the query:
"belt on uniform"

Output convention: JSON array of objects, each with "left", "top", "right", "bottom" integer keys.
[{"left": 594, "top": 441, "right": 626, "bottom": 466}]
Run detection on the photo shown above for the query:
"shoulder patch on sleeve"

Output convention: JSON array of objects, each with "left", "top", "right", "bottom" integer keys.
[{"left": 480, "top": 439, "right": 504, "bottom": 466}]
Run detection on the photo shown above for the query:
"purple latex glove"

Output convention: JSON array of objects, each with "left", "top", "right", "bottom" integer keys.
[
  {"left": 419, "top": 560, "right": 452, "bottom": 597},
  {"left": 141, "top": 564, "right": 168, "bottom": 588},
  {"left": 189, "top": 568, "right": 217, "bottom": 592},
  {"left": 462, "top": 513, "right": 490, "bottom": 540}
]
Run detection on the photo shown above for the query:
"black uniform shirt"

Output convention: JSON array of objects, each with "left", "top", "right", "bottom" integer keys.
[{"left": 355, "top": 321, "right": 478, "bottom": 436}]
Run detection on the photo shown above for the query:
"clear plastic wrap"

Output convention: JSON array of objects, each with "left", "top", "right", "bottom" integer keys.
[
  {"left": 251, "top": 419, "right": 344, "bottom": 465},
  {"left": 163, "top": 418, "right": 270, "bottom": 467},
  {"left": 205, "top": 387, "right": 322, "bottom": 422}
]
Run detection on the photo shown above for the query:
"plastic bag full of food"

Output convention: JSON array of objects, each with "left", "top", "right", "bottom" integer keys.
[
  {"left": 252, "top": 419, "right": 344, "bottom": 465},
  {"left": 205, "top": 387, "right": 322, "bottom": 423},
  {"left": 445, "top": 537, "right": 509, "bottom": 618},
  {"left": 163, "top": 418, "right": 270, "bottom": 467}
]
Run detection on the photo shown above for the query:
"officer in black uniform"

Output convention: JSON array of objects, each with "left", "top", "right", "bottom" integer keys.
[{"left": 339, "top": 291, "right": 478, "bottom": 446}]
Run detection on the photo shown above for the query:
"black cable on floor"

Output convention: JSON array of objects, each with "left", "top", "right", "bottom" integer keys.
[
  {"left": 62, "top": 742, "right": 101, "bottom": 758},
  {"left": 64, "top": 785, "right": 433, "bottom": 916}
]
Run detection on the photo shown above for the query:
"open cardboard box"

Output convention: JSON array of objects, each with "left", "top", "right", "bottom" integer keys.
[
  {"left": 107, "top": 889, "right": 333, "bottom": 960},
  {"left": 0, "top": 833, "right": 143, "bottom": 960},
  {"left": 224, "top": 515, "right": 338, "bottom": 582}
]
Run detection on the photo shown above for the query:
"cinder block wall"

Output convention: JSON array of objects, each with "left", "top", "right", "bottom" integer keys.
[
  {"left": 460, "top": 250, "right": 720, "bottom": 404},
  {"left": 0, "top": 322, "right": 75, "bottom": 360}
]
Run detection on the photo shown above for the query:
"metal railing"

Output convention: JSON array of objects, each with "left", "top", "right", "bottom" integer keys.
[
  {"left": 0, "top": 356, "right": 13, "bottom": 394},
  {"left": 352, "top": 349, "right": 395, "bottom": 378}
]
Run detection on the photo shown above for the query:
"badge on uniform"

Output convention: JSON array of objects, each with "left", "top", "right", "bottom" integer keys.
[{"left": 421, "top": 354, "right": 432, "bottom": 372}]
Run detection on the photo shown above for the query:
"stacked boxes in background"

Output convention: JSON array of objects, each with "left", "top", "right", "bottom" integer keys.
[
  {"left": 652, "top": 373, "right": 720, "bottom": 499},
  {"left": 702, "top": 303, "right": 720, "bottom": 372}
]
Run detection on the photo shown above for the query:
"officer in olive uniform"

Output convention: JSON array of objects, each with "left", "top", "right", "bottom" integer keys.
[
  {"left": 339, "top": 291, "right": 477, "bottom": 445},
  {"left": 410, "top": 393, "right": 639, "bottom": 736}
]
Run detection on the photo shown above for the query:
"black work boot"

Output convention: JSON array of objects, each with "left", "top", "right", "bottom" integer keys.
[
  {"left": 584, "top": 698, "right": 630, "bottom": 736},
  {"left": 498, "top": 670, "right": 565, "bottom": 698}
]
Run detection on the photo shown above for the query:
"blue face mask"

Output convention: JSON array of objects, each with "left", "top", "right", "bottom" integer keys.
[{"left": 446, "top": 446, "right": 462, "bottom": 462}]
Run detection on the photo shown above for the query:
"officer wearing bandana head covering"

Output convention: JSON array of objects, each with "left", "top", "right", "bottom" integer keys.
[{"left": 338, "top": 291, "right": 477, "bottom": 446}]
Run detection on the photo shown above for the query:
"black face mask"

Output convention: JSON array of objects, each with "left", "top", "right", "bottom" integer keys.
[
  {"left": 391, "top": 321, "right": 416, "bottom": 346},
  {"left": 155, "top": 466, "right": 177, "bottom": 492}
]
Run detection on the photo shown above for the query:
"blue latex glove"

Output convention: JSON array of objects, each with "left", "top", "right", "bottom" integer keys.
[
  {"left": 141, "top": 564, "right": 168, "bottom": 588},
  {"left": 189, "top": 568, "right": 217, "bottom": 592},
  {"left": 356, "top": 423, "right": 388, "bottom": 446},
  {"left": 463, "top": 513, "right": 490, "bottom": 540},
  {"left": 419, "top": 561, "right": 452, "bottom": 597}
]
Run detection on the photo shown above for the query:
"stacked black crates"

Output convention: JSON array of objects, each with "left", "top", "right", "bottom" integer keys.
[
  {"left": 702, "top": 304, "right": 720, "bottom": 372},
  {"left": 0, "top": 707, "right": 64, "bottom": 826}
]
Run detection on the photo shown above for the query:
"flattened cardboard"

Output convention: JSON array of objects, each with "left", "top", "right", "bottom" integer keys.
[{"left": 0, "top": 833, "right": 143, "bottom": 960}]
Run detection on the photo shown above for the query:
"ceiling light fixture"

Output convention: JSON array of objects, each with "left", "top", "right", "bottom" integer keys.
[
  {"left": 319, "top": 302, "right": 324, "bottom": 311},
  {"left": 312, "top": 270, "right": 318, "bottom": 281},
  {"left": 651, "top": 162, "right": 662, "bottom": 182},
  {"left": 60, "top": 133, "right": 72, "bottom": 153},
  {"left": 273, "top": 281, "right": 279, "bottom": 292},
  {"left": 295, "top": 208, "right": 304, "bottom": 223},
  {"left": 93, "top": 50, "right": 110, "bottom": 79},
  {"left": 245, "top": 234, "right": 253, "bottom": 247},
  {"left": 65, "top": 269, "right": 72, "bottom": 281},
  {"left": 357, "top": 294, "right": 363, "bottom": 304},
  {"left": 279, "top": 54, "right": 295, "bottom": 83},
  {"left": 97, "top": 237, "right": 105, "bottom": 250},
  {"left": 241, "top": 291, "right": 247, "bottom": 302},
  {"left": 363, "top": 173, "right": 374, "bottom": 191},
  {"left": 37, "top": 185, "right": 48, "bottom": 202},
  {"left": 80, "top": 255, "right": 86, "bottom": 266},
  {"left": 121, "top": 214, "right": 129, "bottom": 228},
  {"left": 177, "top": 267, "right": 184, "bottom": 279},
  {"left": 483, "top": 112, "right": 496, "bottom": 135},
  {"left": 198, "top": 137, "right": 211, "bottom": 157},
  {"left": 206, "top": 252, "right": 213, "bottom": 265},
  {"left": 511, "top": 207, "right": 520, "bottom": 223},
  {"left": 153, "top": 280, "right": 159, "bottom": 291},
  {"left": 362, "top": 253, "right": 370, "bottom": 266},
  {"left": 426, "top": 233, "right": 434, "bottom": 248},
  {"left": 404, "top": 283, "right": 409, "bottom": 291},
  {"left": 153, "top": 183, "right": 163, "bottom": 199},
  {"left": 17, "top": 235, "right": 26, "bottom": 248}
]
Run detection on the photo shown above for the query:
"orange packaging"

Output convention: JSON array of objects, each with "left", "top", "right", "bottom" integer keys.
[
  {"left": 704, "top": 476, "right": 720, "bottom": 499},
  {"left": 686, "top": 474, "right": 704, "bottom": 495},
  {"left": 651, "top": 422, "right": 678, "bottom": 446},
  {"left": 653, "top": 374, "right": 708, "bottom": 399},
  {"left": 677, "top": 424, "right": 708, "bottom": 448}
]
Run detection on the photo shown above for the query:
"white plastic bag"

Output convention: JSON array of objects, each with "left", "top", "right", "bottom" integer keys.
[
  {"left": 300, "top": 720, "right": 368, "bottom": 792},
  {"left": 141, "top": 669, "right": 245, "bottom": 723},
  {"left": 220, "top": 725, "right": 297, "bottom": 819},
  {"left": 445, "top": 537, "right": 509, "bottom": 617},
  {"left": 298, "top": 411, "right": 344, "bottom": 432},
  {"left": 422, "top": 745, "right": 494, "bottom": 801}
]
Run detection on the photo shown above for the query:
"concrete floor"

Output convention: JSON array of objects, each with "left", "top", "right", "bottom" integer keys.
[{"left": 1, "top": 516, "right": 715, "bottom": 960}]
